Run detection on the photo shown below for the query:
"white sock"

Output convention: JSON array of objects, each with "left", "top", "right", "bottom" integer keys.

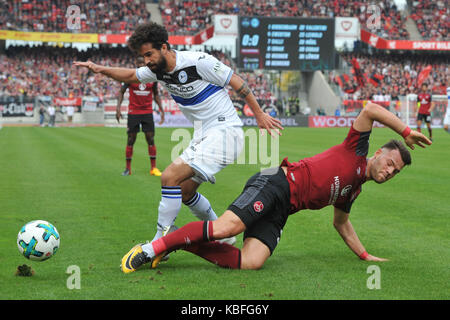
[
  {"left": 141, "top": 242, "right": 155, "bottom": 258},
  {"left": 184, "top": 192, "right": 218, "bottom": 221},
  {"left": 151, "top": 186, "right": 182, "bottom": 242}
]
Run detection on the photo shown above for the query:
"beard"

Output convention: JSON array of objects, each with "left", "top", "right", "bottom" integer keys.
[{"left": 147, "top": 56, "right": 167, "bottom": 73}]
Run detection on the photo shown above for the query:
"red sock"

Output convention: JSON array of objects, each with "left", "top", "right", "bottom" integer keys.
[
  {"left": 184, "top": 242, "right": 241, "bottom": 269},
  {"left": 125, "top": 145, "right": 133, "bottom": 170},
  {"left": 148, "top": 145, "right": 156, "bottom": 169},
  {"left": 152, "top": 221, "right": 213, "bottom": 256}
]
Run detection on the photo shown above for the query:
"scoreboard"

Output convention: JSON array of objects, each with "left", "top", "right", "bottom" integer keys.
[{"left": 238, "top": 17, "right": 335, "bottom": 71}]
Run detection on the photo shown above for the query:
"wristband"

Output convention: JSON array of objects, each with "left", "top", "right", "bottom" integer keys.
[
  {"left": 401, "top": 126, "right": 411, "bottom": 138},
  {"left": 359, "top": 251, "right": 369, "bottom": 260}
]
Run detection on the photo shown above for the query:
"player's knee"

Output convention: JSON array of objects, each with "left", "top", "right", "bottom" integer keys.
[
  {"left": 161, "top": 161, "right": 195, "bottom": 186},
  {"left": 127, "top": 134, "right": 137, "bottom": 145},
  {"left": 145, "top": 132, "right": 155, "bottom": 145},
  {"left": 212, "top": 212, "right": 244, "bottom": 239},
  {"left": 160, "top": 170, "right": 174, "bottom": 186},
  {"left": 240, "top": 253, "right": 265, "bottom": 270}
]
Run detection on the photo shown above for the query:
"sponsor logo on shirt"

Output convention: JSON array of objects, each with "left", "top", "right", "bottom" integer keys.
[
  {"left": 328, "top": 176, "right": 340, "bottom": 205},
  {"left": 166, "top": 84, "right": 195, "bottom": 98}
]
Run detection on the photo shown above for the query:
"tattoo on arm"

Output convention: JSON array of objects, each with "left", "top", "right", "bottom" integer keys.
[{"left": 236, "top": 82, "right": 251, "bottom": 99}]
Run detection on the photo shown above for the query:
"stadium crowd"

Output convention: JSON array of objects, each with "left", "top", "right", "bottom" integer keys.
[
  {"left": 410, "top": 0, "right": 448, "bottom": 41},
  {"left": 0, "top": 45, "right": 276, "bottom": 105},
  {"left": 0, "top": 45, "right": 134, "bottom": 99},
  {"left": 0, "top": 0, "right": 151, "bottom": 33},
  {"left": 335, "top": 52, "right": 449, "bottom": 101},
  {"left": 1, "top": 0, "right": 447, "bottom": 41},
  {"left": 159, "top": 0, "right": 410, "bottom": 39}
]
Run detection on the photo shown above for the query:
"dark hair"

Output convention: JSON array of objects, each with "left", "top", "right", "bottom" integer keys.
[
  {"left": 128, "top": 22, "right": 171, "bottom": 53},
  {"left": 381, "top": 139, "right": 411, "bottom": 166}
]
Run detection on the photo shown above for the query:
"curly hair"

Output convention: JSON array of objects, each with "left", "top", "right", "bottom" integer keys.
[{"left": 128, "top": 22, "right": 171, "bottom": 53}]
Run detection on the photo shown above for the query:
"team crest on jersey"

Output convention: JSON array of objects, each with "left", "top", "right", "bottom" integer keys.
[
  {"left": 139, "top": 83, "right": 147, "bottom": 91},
  {"left": 253, "top": 201, "right": 264, "bottom": 213},
  {"left": 178, "top": 71, "right": 188, "bottom": 84}
]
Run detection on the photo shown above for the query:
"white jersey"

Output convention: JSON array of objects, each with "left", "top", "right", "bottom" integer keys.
[
  {"left": 447, "top": 87, "right": 450, "bottom": 113},
  {"left": 444, "top": 87, "right": 450, "bottom": 126},
  {"left": 136, "top": 50, "right": 242, "bottom": 134}
]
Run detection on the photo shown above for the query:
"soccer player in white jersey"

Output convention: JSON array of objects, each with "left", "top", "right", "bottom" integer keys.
[
  {"left": 73, "top": 23, "right": 283, "bottom": 273},
  {"left": 443, "top": 85, "right": 450, "bottom": 133}
]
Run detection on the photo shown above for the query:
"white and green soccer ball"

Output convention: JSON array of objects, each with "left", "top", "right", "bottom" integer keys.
[{"left": 17, "top": 220, "right": 60, "bottom": 261}]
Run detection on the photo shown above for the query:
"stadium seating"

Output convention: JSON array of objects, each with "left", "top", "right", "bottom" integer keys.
[
  {"left": 0, "top": 45, "right": 134, "bottom": 99},
  {"left": 410, "top": 0, "right": 448, "bottom": 40},
  {"left": 337, "top": 52, "right": 449, "bottom": 100},
  {"left": 158, "top": 0, "right": 409, "bottom": 39},
  {"left": 1, "top": 1, "right": 447, "bottom": 41},
  {"left": 0, "top": 0, "right": 151, "bottom": 33},
  {"left": 0, "top": 45, "right": 276, "bottom": 103}
]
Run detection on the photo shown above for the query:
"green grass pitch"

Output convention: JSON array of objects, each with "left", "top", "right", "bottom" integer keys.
[{"left": 0, "top": 126, "right": 449, "bottom": 300}]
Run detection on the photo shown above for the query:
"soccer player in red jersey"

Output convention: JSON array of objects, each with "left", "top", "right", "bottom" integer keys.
[
  {"left": 416, "top": 83, "right": 434, "bottom": 141},
  {"left": 120, "top": 102, "right": 432, "bottom": 272},
  {"left": 116, "top": 56, "right": 165, "bottom": 176}
]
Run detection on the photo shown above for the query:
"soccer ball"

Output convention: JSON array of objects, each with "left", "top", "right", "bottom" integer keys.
[{"left": 17, "top": 220, "right": 60, "bottom": 261}]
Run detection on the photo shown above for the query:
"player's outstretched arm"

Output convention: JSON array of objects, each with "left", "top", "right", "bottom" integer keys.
[
  {"left": 353, "top": 102, "right": 432, "bottom": 150},
  {"left": 73, "top": 61, "right": 140, "bottom": 84},
  {"left": 228, "top": 73, "right": 283, "bottom": 137},
  {"left": 333, "top": 207, "right": 388, "bottom": 262}
]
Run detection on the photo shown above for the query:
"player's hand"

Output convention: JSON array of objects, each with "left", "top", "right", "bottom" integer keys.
[
  {"left": 363, "top": 254, "right": 389, "bottom": 262},
  {"left": 73, "top": 61, "right": 103, "bottom": 73},
  {"left": 116, "top": 110, "right": 122, "bottom": 123},
  {"left": 158, "top": 112, "right": 165, "bottom": 125},
  {"left": 404, "top": 130, "right": 432, "bottom": 150},
  {"left": 254, "top": 112, "right": 284, "bottom": 137}
]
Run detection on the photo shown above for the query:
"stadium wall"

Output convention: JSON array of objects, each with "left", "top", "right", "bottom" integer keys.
[{"left": 303, "top": 71, "right": 340, "bottom": 114}]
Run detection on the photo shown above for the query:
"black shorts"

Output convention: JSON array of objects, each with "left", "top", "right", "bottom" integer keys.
[
  {"left": 417, "top": 113, "right": 431, "bottom": 123},
  {"left": 127, "top": 113, "right": 155, "bottom": 134},
  {"left": 227, "top": 167, "right": 291, "bottom": 254}
]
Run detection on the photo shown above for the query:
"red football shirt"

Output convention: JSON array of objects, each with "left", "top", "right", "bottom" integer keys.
[
  {"left": 417, "top": 93, "right": 432, "bottom": 115},
  {"left": 123, "top": 82, "right": 154, "bottom": 115},
  {"left": 281, "top": 126, "right": 369, "bottom": 214}
]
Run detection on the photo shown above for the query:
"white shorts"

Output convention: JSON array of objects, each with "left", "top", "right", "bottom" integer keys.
[
  {"left": 444, "top": 112, "right": 450, "bottom": 126},
  {"left": 180, "top": 126, "right": 244, "bottom": 184}
]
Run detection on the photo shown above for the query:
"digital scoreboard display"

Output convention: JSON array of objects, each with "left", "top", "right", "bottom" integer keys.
[{"left": 238, "top": 17, "right": 335, "bottom": 71}]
